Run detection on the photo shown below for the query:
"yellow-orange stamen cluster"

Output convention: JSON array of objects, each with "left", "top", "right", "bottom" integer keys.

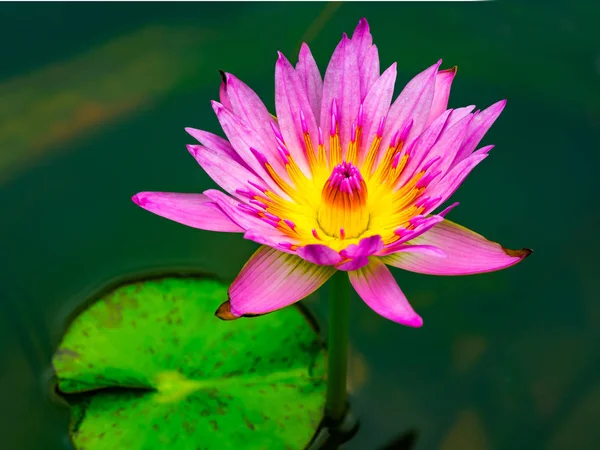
[
  {"left": 317, "top": 162, "right": 369, "bottom": 239},
  {"left": 245, "top": 110, "right": 434, "bottom": 251}
]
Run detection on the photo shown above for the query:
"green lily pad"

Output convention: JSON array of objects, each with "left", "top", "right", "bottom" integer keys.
[{"left": 52, "top": 276, "right": 326, "bottom": 450}]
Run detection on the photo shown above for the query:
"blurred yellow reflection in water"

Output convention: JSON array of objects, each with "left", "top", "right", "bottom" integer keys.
[{"left": 0, "top": 26, "right": 211, "bottom": 184}]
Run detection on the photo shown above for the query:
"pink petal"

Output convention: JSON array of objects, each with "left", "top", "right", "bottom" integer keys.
[
  {"left": 419, "top": 112, "right": 474, "bottom": 176},
  {"left": 452, "top": 100, "right": 506, "bottom": 166},
  {"left": 444, "top": 106, "right": 476, "bottom": 130},
  {"left": 275, "top": 52, "right": 318, "bottom": 174},
  {"left": 320, "top": 34, "right": 361, "bottom": 153},
  {"left": 203, "top": 189, "right": 271, "bottom": 232},
  {"left": 221, "top": 246, "right": 336, "bottom": 318},
  {"left": 361, "top": 45, "right": 380, "bottom": 101},
  {"left": 243, "top": 229, "right": 298, "bottom": 254},
  {"left": 391, "top": 202, "right": 459, "bottom": 249},
  {"left": 219, "top": 75, "right": 233, "bottom": 111},
  {"left": 337, "top": 235, "right": 384, "bottom": 271},
  {"left": 378, "top": 244, "right": 447, "bottom": 258},
  {"left": 212, "top": 102, "right": 290, "bottom": 198},
  {"left": 296, "top": 43, "right": 323, "bottom": 123},
  {"left": 395, "top": 109, "right": 452, "bottom": 187},
  {"left": 424, "top": 153, "right": 488, "bottom": 212},
  {"left": 296, "top": 244, "right": 343, "bottom": 266},
  {"left": 220, "top": 73, "right": 280, "bottom": 151},
  {"left": 472, "top": 144, "right": 494, "bottom": 157},
  {"left": 379, "top": 60, "right": 441, "bottom": 156},
  {"left": 187, "top": 144, "right": 267, "bottom": 199},
  {"left": 185, "top": 127, "right": 248, "bottom": 169},
  {"left": 381, "top": 219, "right": 531, "bottom": 275},
  {"left": 132, "top": 192, "right": 243, "bottom": 232},
  {"left": 425, "top": 67, "right": 457, "bottom": 128},
  {"left": 358, "top": 63, "right": 397, "bottom": 163},
  {"left": 349, "top": 258, "right": 423, "bottom": 327},
  {"left": 350, "top": 18, "right": 379, "bottom": 99}
]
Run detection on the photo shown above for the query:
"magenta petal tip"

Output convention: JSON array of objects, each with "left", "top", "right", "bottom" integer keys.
[
  {"left": 211, "top": 100, "right": 224, "bottom": 114},
  {"left": 404, "top": 314, "right": 424, "bottom": 328},
  {"left": 186, "top": 144, "right": 199, "bottom": 157}
]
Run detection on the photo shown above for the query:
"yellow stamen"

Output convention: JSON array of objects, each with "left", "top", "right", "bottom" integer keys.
[
  {"left": 361, "top": 135, "right": 382, "bottom": 175},
  {"left": 317, "top": 162, "right": 369, "bottom": 238}
]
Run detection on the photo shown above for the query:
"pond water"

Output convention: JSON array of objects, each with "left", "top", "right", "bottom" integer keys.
[{"left": 1, "top": 2, "right": 599, "bottom": 450}]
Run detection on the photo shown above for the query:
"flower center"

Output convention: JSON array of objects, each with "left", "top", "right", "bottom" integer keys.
[{"left": 317, "top": 162, "right": 369, "bottom": 239}]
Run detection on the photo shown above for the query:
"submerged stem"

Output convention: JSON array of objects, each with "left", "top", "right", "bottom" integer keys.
[{"left": 325, "top": 270, "right": 350, "bottom": 423}]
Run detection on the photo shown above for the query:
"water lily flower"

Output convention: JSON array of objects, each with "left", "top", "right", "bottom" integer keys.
[{"left": 132, "top": 18, "right": 530, "bottom": 327}]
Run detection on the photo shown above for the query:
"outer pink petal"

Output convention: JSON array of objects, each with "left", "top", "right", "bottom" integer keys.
[
  {"left": 381, "top": 219, "right": 531, "bottom": 275},
  {"left": 219, "top": 76, "right": 234, "bottom": 111},
  {"left": 186, "top": 144, "right": 267, "bottom": 201},
  {"left": 218, "top": 246, "right": 336, "bottom": 318},
  {"left": 296, "top": 244, "right": 343, "bottom": 266},
  {"left": 296, "top": 43, "right": 323, "bottom": 122},
  {"left": 243, "top": 229, "right": 298, "bottom": 254},
  {"left": 185, "top": 127, "right": 248, "bottom": 169},
  {"left": 275, "top": 52, "right": 318, "bottom": 174},
  {"left": 349, "top": 258, "right": 423, "bottom": 327},
  {"left": 320, "top": 33, "right": 361, "bottom": 154},
  {"left": 132, "top": 192, "right": 243, "bottom": 232},
  {"left": 203, "top": 189, "right": 268, "bottom": 232},
  {"left": 361, "top": 45, "right": 380, "bottom": 100},
  {"left": 378, "top": 60, "right": 441, "bottom": 158},
  {"left": 395, "top": 109, "right": 452, "bottom": 187},
  {"left": 392, "top": 202, "right": 459, "bottom": 248},
  {"left": 221, "top": 73, "right": 280, "bottom": 151},
  {"left": 425, "top": 67, "right": 457, "bottom": 128},
  {"left": 424, "top": 153, "right": 488, "bottom": 212},
  {"left": 444, "top": 106, "right": 476, "bottom": 131},
  {"left": 378, "top": 244, "right": 447, "bottom": 258},
  {"left": 420, "top": 112, "right": 474, "bottom": 176},
  {"left": 212, "top": 102, "right": 290, "bottom": 198},
  {"left": 452, "top": 100, "right": 506, "bottom": 166},
  {"left": 351, "top": 18, "right": 379, "bottom": 99},
  {"left": 358, "top": 63, "right": 397, "bottom": 163}
]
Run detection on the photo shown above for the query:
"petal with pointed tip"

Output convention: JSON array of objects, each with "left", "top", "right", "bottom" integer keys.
[
  {"left": 132, "top": 192, "right": 243, "bottom": 232},
  {"left": 221, "top": 73, "right": 279, "bottom": 151},
  {"left": 358, "top": 63, "right": 397, "bottom": 162},
  {"left": 420, "top": 112, "right": 474, "bottom": 176},
  {"left": 275, "top": 52, "right": 317, "bottom": 174},
  {"left": 379, "top": 60, "right": 441, "bottom": 156},
  {"left": 453, "top": 100, "right": 506, "bottom": 165},
  {"left": 212, "top": 102, "right": 290, "bottom": 197},
  {"left": 185, "top": 128, "right": 250, "bottom": 169},
  {"left": 320, "top": 34, "right": 361, "bottom": 153},
  {"left": 296, "top": 43, "right": 323, "bottom": 122},
  {"left": 203, "top": 189, "right": 266, "bottom": 231},
  {"left": 351, "top": 18, "right": 379, "bottom": 98},
  {"left": 224, "top": 246, "right": 336, "bottom": 317},
  {"left": 349, "top": 258, "right": 423, "bottom": 327},
  {"left": 381, "top": 219, "right": 531, "bottom": 275},
  {"left": 187, "top": 144, "right": 266, "bottom": 200},
  {"left": 424, "top": 153, "right": 488, "bottom": 212},
  {"left": 425, "top": 66, "right": 457, "bottom": 128}
]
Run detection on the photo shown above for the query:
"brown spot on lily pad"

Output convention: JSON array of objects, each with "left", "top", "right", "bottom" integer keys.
[{"left": 243, "top": 416, "right": 256, "bottom": 431}]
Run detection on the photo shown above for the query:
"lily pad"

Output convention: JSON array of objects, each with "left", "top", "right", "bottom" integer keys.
[{"left": 52, "top": 276, "right": 326, "bottom": 450}]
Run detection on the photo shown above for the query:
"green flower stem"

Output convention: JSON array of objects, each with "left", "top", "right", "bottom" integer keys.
[{"left": 325, "top": 270, "right": 350, "bottom": 423}]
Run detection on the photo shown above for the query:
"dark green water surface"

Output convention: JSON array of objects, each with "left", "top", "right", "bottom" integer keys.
[{"left": 1, "top": 2, "right": 598, "bottom": 449}]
